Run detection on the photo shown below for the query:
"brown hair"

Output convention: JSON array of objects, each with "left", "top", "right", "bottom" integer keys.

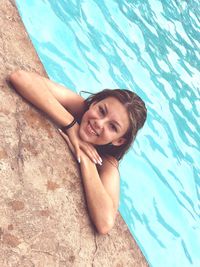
[{"left": 83, "top": 89, "right": 147, "bottom": 161}]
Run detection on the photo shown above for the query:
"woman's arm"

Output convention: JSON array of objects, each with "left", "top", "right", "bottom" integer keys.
[
  {"left": 9, "top": 70, "right": 101, "bottom": 164},
  {"left": 80, "top": 155, "right": 119, "bottom": 234},
  {"left": 10, "top": 70, "right": 118, "bottom": 233},
  {"left": 9, "top": 70, "right": 85, "bottom": 125},
  {"left": 59, "top": 130, "right": 119, "bottom": 234}
]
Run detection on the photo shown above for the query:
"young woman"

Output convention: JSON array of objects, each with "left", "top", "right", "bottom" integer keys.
[{"left": 9, "top": 70, "right": 147, "bottom": 234}]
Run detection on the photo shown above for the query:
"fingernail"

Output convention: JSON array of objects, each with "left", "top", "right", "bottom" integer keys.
[
  {"left": 58, "top": 128, "right": 62, "bottom": 132},
  {"left": 99, "top": 158, "right": 102, "bottom": 162},
  {"left": 98, "top": 161, "right": 102, "bottom": 165},
  {"left": 77, "top": 157, "right": 81, "bottom": 163},
  {"left": 93, "top": 159, "right": 97, "bottom": 164}
]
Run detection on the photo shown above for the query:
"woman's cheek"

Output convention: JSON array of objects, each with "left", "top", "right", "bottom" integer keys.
[{"left": 103, "top": 131, "right": 112, "bottom": 143}]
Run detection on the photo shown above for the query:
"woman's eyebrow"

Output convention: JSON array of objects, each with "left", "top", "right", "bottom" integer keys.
[
  {"left": 104, "top": 104, "right": 122, "bottom": 129},
  {"left": 104, "top": 104, "right": 108, "bottom": 114}
]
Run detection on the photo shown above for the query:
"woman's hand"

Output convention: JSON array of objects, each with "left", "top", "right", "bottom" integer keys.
[{"left": 58, "top": 127, "right": 102, "bottom": 165}]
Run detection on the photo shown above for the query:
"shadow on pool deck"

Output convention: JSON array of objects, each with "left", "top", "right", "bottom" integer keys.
[{"left": 0, "top": 1, "right": 148, "bottom": 266}]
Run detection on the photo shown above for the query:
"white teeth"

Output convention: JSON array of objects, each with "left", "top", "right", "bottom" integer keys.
[{"left": 88, "top": 123, "right": 97, "bottom": 135}]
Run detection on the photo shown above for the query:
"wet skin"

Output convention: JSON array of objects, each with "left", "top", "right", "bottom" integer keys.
[{"left": 79, "top": 97, "right": 130, "bottom": 146}]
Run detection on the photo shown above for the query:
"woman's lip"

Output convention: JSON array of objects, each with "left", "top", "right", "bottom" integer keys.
[{"left": 86, "top": 122, "right": 98, "bottom": 136}]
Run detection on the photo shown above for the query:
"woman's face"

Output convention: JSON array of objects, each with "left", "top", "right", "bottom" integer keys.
[{"left": 79, "top": 97, "right": 130, "bottom": 146}]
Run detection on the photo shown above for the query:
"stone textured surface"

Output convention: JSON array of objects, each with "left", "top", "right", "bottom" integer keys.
[{"left": 0, "top": 1, "right": 148, "bottom": 266}]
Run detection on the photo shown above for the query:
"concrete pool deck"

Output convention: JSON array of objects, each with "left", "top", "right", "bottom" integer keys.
[{"left": 0, "top": 0, "right": 148, "bottom": 266}]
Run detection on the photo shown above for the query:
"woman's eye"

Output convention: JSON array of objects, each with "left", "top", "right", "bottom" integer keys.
[
  {"left": 99, "top": 106, "right": 105, "bottom": 115},
  {"left": 110, "top": 123, "right": 117, "bottom": 132}
]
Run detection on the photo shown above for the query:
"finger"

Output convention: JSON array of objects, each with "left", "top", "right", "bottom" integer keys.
[
  {"left": 89, "top": 146, "right": 102, "bottom": 165},
  {"left": 58, "top": 128, "right": 68, "bottom": 139},
  {"left": 58, "top": 129, "right": 76, "bottom": 155},
  {"left": 79, "top": 143, "right": 94, "bottom": 163},
  {"left": 58, "top": 129, "right": 72, "bottom": 146},
  {"left": 74, "top": 144, "right": 81, "bottom": 164},
  {"left": 93, "top": 149, "right": 103, "bottom": 164},
  {"left": 66, "top": 135, "right": 81, "bottom": 163},
  {"left": 80, "top": 143, "right": 102, "bottom": 165}
]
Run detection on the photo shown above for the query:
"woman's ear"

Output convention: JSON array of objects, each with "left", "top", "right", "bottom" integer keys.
[{"left": 112, "top": 137, "right": 126, "bottom": 146}]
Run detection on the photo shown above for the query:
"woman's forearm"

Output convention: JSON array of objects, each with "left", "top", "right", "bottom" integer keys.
[
  {"left": 9, "top": 70, "right": 74, "bottom": 126},
  {"left": 80, "top": 157, "right": 115, "bottom": 234}
]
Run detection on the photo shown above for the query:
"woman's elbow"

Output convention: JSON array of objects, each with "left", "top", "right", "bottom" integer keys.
[
  {"left": 8, "top": 70, "right": 27, "bottom": 87},
  {"left": 96, "top": 216, "right": 115, "bottom": 235}
]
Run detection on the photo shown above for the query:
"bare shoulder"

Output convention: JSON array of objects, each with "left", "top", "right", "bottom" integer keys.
[{"left": 97, "top": 155, "right": 119, "bottom": 174}]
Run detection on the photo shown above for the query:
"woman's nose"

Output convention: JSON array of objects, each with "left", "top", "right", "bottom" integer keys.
[{"left": 94, "top": 118, "right": 106, "bottom": 129}]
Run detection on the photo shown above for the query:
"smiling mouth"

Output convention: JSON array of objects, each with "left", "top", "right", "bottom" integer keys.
[{"left": 87, "top": 122, "right": 99, "bottom": 136}]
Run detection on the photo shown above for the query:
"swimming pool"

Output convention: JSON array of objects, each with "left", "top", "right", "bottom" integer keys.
[{"left": 16, "top": 1, "right": 200, "bottom": 266}]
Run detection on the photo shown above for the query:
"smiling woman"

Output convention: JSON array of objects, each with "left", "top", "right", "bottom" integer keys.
[
  {"left": 83, "top": 89, "right": 147, "bottom": 160},
  {"left": 79, "top": 97, "right": 130, "bottom": 145},
  {"left": 9, "top": 70, "right": 147, "bottom": 234}
]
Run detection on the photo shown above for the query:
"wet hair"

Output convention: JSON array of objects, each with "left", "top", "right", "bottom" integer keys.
[{"left": 82, "top": 89, "right": 147, "bottom": 161}]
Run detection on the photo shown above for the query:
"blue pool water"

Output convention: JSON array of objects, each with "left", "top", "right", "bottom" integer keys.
[{"left": 16, "top": 1, "right": 200, "bottom": 266}]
